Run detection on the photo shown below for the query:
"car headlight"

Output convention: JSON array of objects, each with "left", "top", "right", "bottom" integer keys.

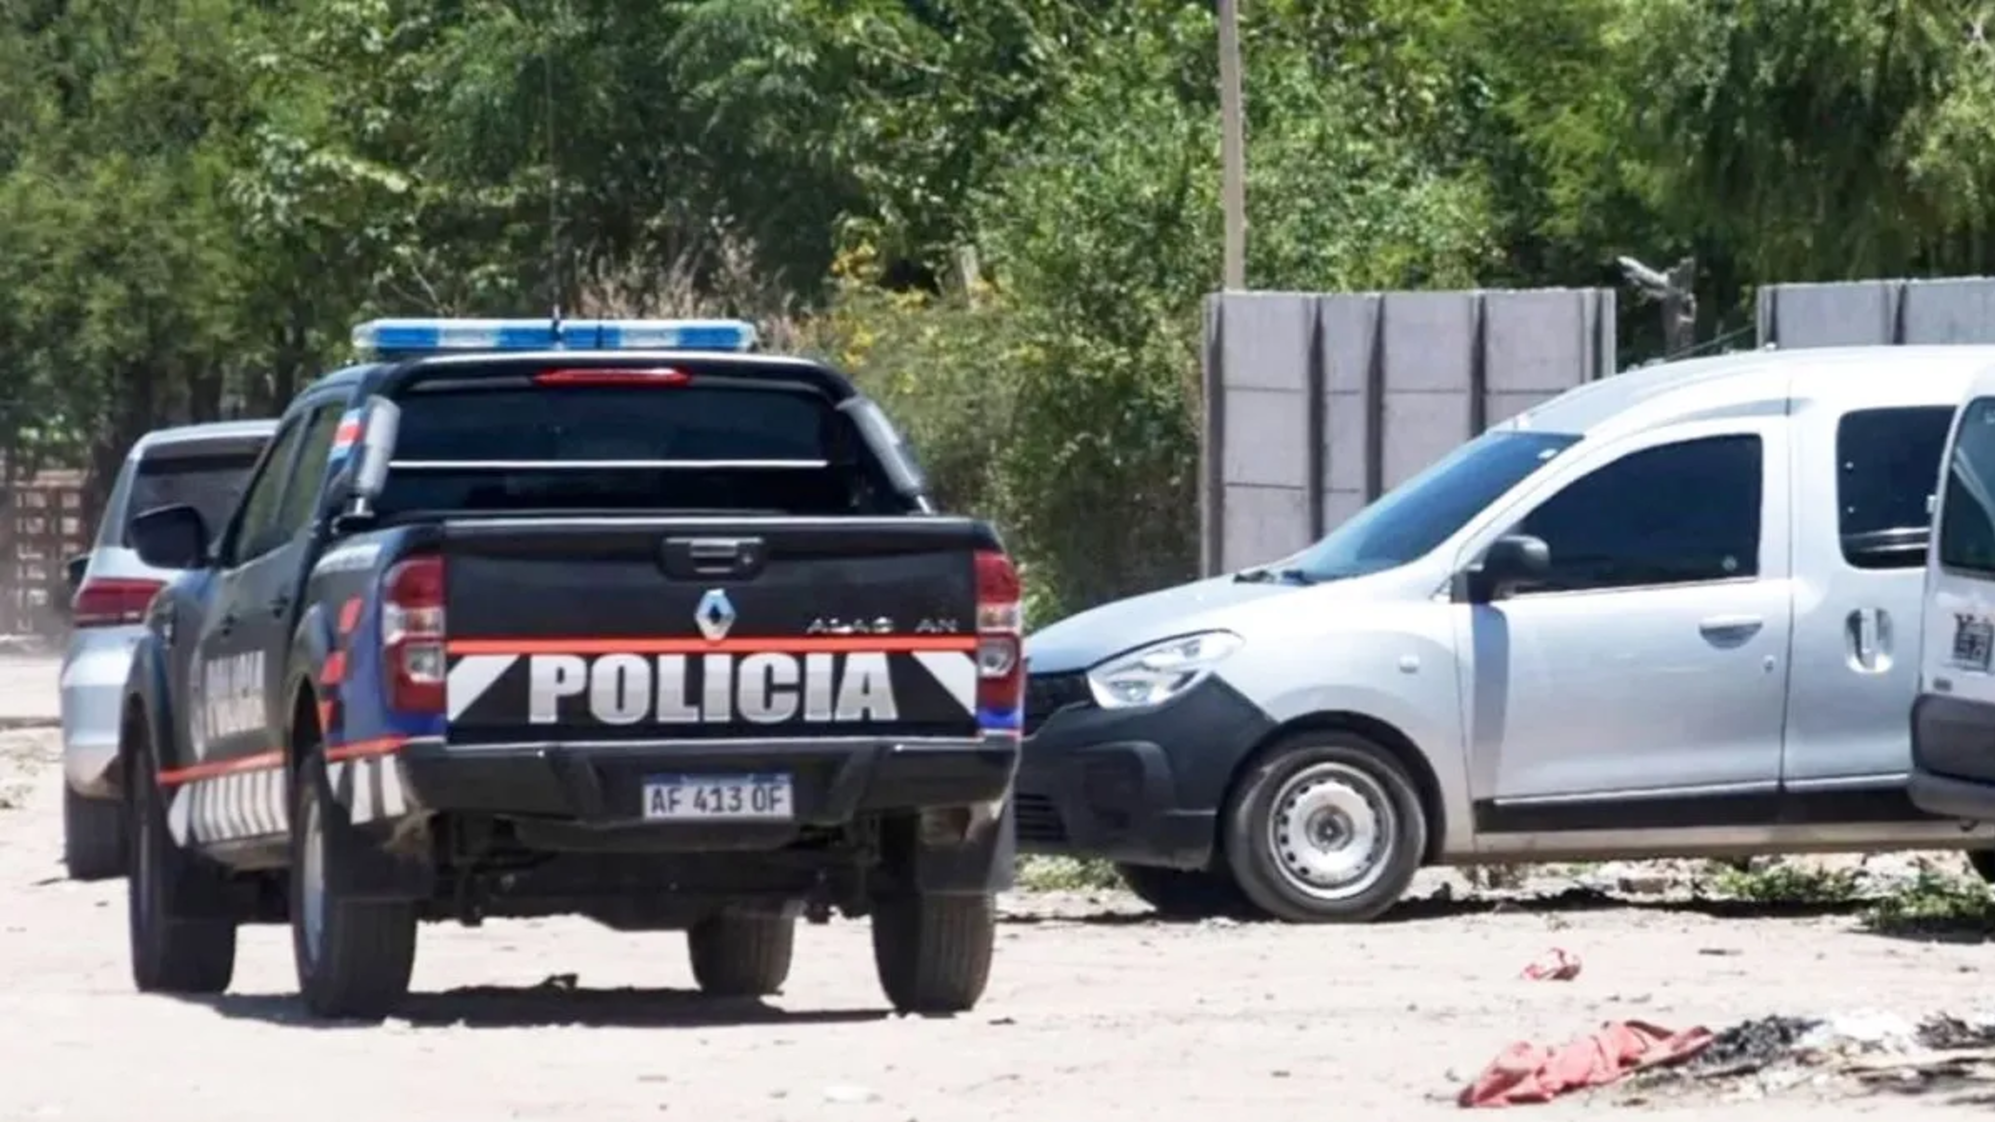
[{"left": 1085, "top": 631, "right": 1243, "bottom": 709}]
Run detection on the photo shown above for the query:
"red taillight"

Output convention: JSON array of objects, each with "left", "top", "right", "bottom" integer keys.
[
  {"left": 974, "top": 550, "right": 1023, "bottom": 721},
  {"left": 72, "top": 577, "right": 166, "bottom": 628},
  {"left": 533, "top": 368, "right": 691, "bottom": 387},
  {"left": 381, "top": 555, "right": 445, "bottom": 714}
]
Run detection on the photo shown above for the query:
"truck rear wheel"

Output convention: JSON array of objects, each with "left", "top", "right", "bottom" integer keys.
[
  {"left": 686, "top": 913, "right": 795, "bottom": 997},
  {"left": 126, "top": 722, "right": 236, "bottom": 994},
  {"left": 870, "top": 892, "right": 995, "bottom": 1015},
  {"left": 290, "top": 750, "right": 417, "bottom": 1022}
]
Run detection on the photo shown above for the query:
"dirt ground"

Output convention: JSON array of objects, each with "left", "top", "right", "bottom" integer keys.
[{"left": 4, "top": 654, "right": 1995, "bottom": 1120}]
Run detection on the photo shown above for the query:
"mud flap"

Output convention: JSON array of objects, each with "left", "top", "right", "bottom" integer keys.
[
  {"left": 907, "top": 799, "right": 1016, "bottom": 895},
  {"left": 314, "top": 769, "right": 434, "bottom": 904}
]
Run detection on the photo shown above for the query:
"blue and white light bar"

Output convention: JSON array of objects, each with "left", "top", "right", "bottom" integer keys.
[{"left": 351, "top": 317, "right": 759, "bottom": 358}]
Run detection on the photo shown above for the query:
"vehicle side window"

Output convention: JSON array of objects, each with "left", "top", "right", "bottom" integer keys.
[
  {"left": 1836, "top": 406, "right": 1954, "bottom": 570},
  {"left": 1940, "top": 397, "right": 1995, "bottom": 575},
  {"left": 273, "top": 404, "right": 345, "bottom": 542},
  {"left": 1511, "top": 434, "right": 1763, "bottom": 594},
  {"left": 223, "top": 420, "right": 306, "bottom": 566}
]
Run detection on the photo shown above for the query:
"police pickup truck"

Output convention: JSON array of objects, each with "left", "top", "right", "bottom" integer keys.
[{"left": 116, "top": 317, "right": 1023, "bottom": 1020}]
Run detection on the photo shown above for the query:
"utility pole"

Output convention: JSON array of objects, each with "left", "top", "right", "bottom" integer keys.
[{"left": 1218, "top": 0, "right": 1247, "bottom": 290}]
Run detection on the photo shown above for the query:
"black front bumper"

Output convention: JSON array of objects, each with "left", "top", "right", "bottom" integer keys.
[
  {"left": 398, "top": 736, "right": 1018, "bottom": 826},
  {"left": 1910, "top": 692, "right": 1995, "bottom": 821},
  {"left": 1013, "top": 672, "right": 1275, "bottom": 870}
]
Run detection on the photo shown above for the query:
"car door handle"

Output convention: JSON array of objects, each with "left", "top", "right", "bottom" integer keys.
[
  {"left": 215, "top": 612, "right": 236, "bottom": 637},
  {"left": 1698, "top": 615, "right": 1763, "bottom": 637},
  {"left": 269, "top": 594, "right": 291, "bottom": 618}
]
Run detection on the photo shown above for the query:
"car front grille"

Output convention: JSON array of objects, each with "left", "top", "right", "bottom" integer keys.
[{"left": 1013, "top": 792, "right": 1068, "bottom": 844}]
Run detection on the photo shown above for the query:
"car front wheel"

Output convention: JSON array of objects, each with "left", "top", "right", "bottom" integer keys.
[
  {"left": 1967, "top": 849, "right": 1995, "bottom": 884},
  {"left": 1221, "top": 732, "right": 1427, "bottom": 924}
]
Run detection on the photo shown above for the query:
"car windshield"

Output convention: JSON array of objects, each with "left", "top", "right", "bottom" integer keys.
[{"left": 1286, "top": 428, "right": 1582, "bottom": 582}]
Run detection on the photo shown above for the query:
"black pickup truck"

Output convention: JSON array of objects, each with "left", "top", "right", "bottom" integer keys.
[{"left": 116, "top": 317, "right": 1023, "bottom": 1020}]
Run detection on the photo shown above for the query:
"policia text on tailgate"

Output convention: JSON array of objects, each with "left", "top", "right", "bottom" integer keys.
[{"left": 114, "top": 317, "right": 1023, "bottom": 1020}]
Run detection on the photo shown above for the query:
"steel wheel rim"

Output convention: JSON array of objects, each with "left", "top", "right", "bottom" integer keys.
[
  {"left": 1264, "top": 761, "right": 1394, "bottom": 901},
  {"left": 299, "top": 789, "right": 326, "bottom": 968}
]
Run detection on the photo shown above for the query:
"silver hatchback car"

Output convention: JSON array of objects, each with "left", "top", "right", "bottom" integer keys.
[{"left": 59, "top": 419, "right": 275, "bottom": 880}]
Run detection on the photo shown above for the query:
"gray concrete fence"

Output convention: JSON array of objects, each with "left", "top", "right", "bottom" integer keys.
[
  {"left": 1758, "top": 277, "right": 1995, "bottom": 348},
  {"left": 1200, "top": 276, "right": 1995, "bottom": 579},
  {"left": 1199, "top": 288, "right": 1617, "bottom": 576}
]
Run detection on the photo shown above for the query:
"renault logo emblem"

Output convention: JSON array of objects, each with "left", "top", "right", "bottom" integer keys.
[{"left": 694, "top": 589, "right": 736, "bottom": 641}]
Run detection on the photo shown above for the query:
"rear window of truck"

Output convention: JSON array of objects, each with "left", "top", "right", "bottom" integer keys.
[{"left": 376, "top": 384, "right": 901, "bottom": 517}]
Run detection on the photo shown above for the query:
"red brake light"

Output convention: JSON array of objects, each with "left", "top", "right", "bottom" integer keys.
[
  {"left": 381, "top": 555, "right": 445, "bottom": 714},
  {"left": 533, "top": 368, "right": 691, "bottom": 387},
  {"left": 974, "top": 551, "right": 1023, "bottom": 720},
  {"left": 72, "top": 577, "right": 167, "bottom": 628}
]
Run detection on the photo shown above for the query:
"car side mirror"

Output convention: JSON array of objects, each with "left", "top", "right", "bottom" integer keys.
[
  {"left": 62, "top": 552, "right": 89, "bottom": 595},
  {"left": 338, "top": 395, "right": 401, "bottom": 525},
  {"left": 353, "top": 397, "right": 399, "bottom": 501},
  {"left": 128, "top": 504, "right": 210, "bottom": 571},
  {"left": 1460, "top": 533, "right": 1550, "bottom": 604}
]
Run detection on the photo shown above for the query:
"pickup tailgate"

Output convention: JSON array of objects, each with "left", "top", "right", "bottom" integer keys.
[{"left": 438, "top": 516, "right": 989, "bottom": 745}]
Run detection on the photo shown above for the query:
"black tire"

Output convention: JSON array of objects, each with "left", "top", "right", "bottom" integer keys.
[
  {"left": 1115, "top": 863, "right": 1257, "bottom": 919},
  {"left": 65, "top": 783, "right": 126, "bottom": 881},
  {"left": 126, "top": 724, "right": 236, "bottom": 994},
  {"left": 870, "top": 892, "right": 995, "bottom": 1015},
  {"left": 1221, "top": 732, "right": 1427, "bottom": 924},
  {"left": 290, "top": 748, "right": 418, "bottom": 1022},
  {"left": 1967, "top": 849, "right": 1995, "bottom": 885},
  {"left": 686, "top": 912, "right": 796, "bottom": 997}
]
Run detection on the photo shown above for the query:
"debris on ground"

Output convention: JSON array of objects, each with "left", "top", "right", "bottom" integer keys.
[
  {"left": 1916, "top": 1012, "right": 1995, "bottom": 1050},
  {"left": 1676, "top": 1015, "right": 1821, "bottom": 1078},
  {"left": 1458, "top": 1020, "right": 1713, "bottom": 1107},
  {"left": 1624, "top": 1009, "right": 1995, "bottom": 1102},
  {"left": 1518, "top": 948, "right": 1581, "bottom": 981}
]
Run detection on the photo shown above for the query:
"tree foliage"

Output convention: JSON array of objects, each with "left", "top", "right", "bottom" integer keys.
[{"left": 4, "top": 0, "right": 1995, "bottom": 612}]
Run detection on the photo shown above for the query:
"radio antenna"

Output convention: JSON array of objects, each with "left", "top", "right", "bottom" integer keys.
[{"left": 542, "top": 15, "right": 565, "bottom": 342}]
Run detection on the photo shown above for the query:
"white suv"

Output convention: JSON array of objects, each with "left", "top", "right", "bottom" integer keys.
[{"left": 59, "top": 420, "right": 274, "bottom": 879}]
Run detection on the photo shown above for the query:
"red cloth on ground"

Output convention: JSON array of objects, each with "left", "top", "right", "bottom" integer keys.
[
  {"left": 1518, "top": 948, "right": 1581, "bottom": 981},
  {"left": 1458, "top": 1020, "right": 1713, "bottom": 1108}
]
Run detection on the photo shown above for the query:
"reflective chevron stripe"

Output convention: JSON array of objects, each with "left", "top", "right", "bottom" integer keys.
[{"left": 167, "top": 768, "right": 288, "bottom": 846}]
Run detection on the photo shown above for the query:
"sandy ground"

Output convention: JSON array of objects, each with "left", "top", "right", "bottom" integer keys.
[{"left": 3, "top": 655, "right": 1995, "bottom": 1120}]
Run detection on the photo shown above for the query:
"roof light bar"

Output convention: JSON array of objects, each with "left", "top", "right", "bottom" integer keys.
[{"left": 351, "top": 317, "right": 759, "bottom": 358}]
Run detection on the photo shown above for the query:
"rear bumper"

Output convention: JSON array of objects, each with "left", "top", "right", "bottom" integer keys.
[
  {"left": 60, "top": 632, "right": 141, "bottom": 796},
  {"left": 1910, "top": 692, "right": 1995, "bottom": 821},
  {"left": 395, "top": 734, "right": 1020, "bottom": 826}
]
